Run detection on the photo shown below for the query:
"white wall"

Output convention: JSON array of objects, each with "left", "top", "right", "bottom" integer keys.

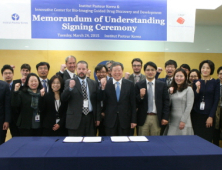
[{"left": 0, "top": 25, "right": 221, "bottom": 53}]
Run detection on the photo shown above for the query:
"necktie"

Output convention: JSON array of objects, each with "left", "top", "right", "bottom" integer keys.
[
  {"left": 135, "top": 75, "right": 140, "bottom": 84},
  {"left": 42, "top": 80, "right": 47, "bottom": 92},
  {"left": 148, "top": 82, "right": 153, "bottom": 113},
  {"left": 167, "top": 79, "right": 171, "bottom": 87},
  {"left": 9, "top": 84, "right": 12, "bottom": 91},
  {"left": 116, "top": 82, "right": 120, "bottom": 102},
  {"left": 98, "top": 81, "right": 101, "bottom": 90},
  {"left": 81, "top": 80, "right": 89, "bottom": 115},
  {"left": 220, "top": 85, "right": 222, "bottom": 106}
]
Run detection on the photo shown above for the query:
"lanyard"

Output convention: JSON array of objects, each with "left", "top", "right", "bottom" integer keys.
[{"left": 201, "top": 80, "right": 208, "bottom": 102}]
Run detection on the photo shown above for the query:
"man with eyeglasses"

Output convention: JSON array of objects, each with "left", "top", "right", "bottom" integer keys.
[
  {"left": 105, "top": 60, "right": 115, "bottom": 80},
  {"left": 95, "top": 64, "right": 108, "bottom": 136},
  {"left": 125, "top": 58, "right": 146, "bottom": 84},
  {"left": 36, "top": 62, "right": 50, "bottom": 93}
]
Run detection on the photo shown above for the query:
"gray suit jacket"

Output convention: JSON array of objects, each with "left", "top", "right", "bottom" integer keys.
[
  {"left": 128, "top": 74, "right": 146, "bottom": 84},
  {"left": 61, "top": 77, "right": 100, "bottom": 130}
]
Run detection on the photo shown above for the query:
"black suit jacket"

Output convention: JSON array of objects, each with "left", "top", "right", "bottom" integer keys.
[
  {"left": 11, "top": 90, "right": 42, "bottom": 129},
  {"left": 39, "top": 91, "right": 67, "bottom": 129},
  {"left": 101, "top": 78, "right": 136, "bottom": 129},
  {"left": 13, "top": 79, "right": 26, "bottom": 91},
  {"left": 0, "top": 80, "right": 11, "bottom": 124},
  {"left": 57, "top": 70, "right": 76, "bottom": 82},
  {"left": 61, "top": 77, "right": 100, "bottom": 130},
  {"left": 135, "top": 79, "right": 170, "bottom": 126},
  {"left": 9, "top": 80, "right": 20, "bottom": 123}
]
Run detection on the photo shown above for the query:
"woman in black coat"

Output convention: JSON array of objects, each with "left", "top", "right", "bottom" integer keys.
[
  {"left": 11, "top": 73, "right": 43, "bottom": 136},
  {"left": 39, "top": 75, "right": 67, "bottom": 136}
]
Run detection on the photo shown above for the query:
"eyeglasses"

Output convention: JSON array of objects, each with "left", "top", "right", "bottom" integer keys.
[
  {"left": 133, "top": 65, "right": 142, "bottom": 67},
  {"left": 3, "top": 72, "right": 12, "bottom": 75},
  {"left": 189, "top": 76, "right": 198, "bottom": 78},
  {"left": 38, "top": 67, "right": 48, "bottom": 70},
  {"left": 145, "top": 69, "right": 156, "bottom": 72}
]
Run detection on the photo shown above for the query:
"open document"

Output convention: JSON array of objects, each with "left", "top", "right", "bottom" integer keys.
[
  {"left": 63, "top": 137, "right": 102, "bottom": 143},
  {"left": 111, "top": 136, "right": 149, "bottom": 142},
  {"left": 111, "top": 136, "right": 130, "bottom": 142},
  {"left": 128, "top": 136, "right": 149, "bottom": 142},
  {"left": 83, "top": 137, "right": 102, "bottom": 143},
  {"left": 63, "top": 137, "right": 83, "bottom": 142}
]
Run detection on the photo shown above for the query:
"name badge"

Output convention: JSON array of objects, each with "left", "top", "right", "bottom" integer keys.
[
  {"left": 56, "top": 119, "right": 60, "bottom": 124},
  {"left": 83, "top": 99, "right": 89, "bottom": 107},
  {"left": 220, "top": 100, "right": 222, "bottom": 107},
  {"left": 200, "top": 102, "right": 205, "bottom": 110},
  {"left": 35, "top": 115, "right": 40, "bottom": 122}
]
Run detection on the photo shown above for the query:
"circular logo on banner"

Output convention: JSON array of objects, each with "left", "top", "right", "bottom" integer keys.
[
  {"left": 11, "top": 13, "right": 19, "bottom": 21},
  {"left": 94, "top": 60, "right": 108, "bottom": 81}
]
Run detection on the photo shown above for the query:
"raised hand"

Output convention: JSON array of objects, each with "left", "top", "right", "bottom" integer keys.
[
  {"left": 14, "top": 83, "right": 21, "bottom": 91},
  {"left": 69, "top": 80, "right": 76, "bottom": 88},
  {"left": 124, "top": 72, "right": 130, "bottom": 79},
  {"left": 60, "top": 64, "right": 67, "bottom": 72},
  {"left": 140, "top": 88, "right": 146, "bottom": 98},
  {"left": 40, "top": 88, "right": 45, "bottom": 97}
]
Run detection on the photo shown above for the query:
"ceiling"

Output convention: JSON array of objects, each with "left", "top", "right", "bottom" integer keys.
[{"left": 196, "top": 5, "right": 222, "bottom": 25}]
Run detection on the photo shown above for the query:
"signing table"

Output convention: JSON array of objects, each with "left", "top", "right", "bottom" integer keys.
[{"left": 0, "top": 136, "right": 222, "bottom": 170}]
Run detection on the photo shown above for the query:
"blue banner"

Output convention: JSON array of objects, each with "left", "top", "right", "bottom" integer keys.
[{"left": 31, "top": 0, "right": 167, "bottom": 40}]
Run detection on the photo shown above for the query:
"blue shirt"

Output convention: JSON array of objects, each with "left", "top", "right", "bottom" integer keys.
[
  {"left": 193, "top": 79, "right": 220, "bottom": 117},
  {"left": 9, "top": 81, "right": 13, "bottom": 91}
]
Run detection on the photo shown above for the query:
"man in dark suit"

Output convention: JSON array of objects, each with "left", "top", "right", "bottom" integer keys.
[
  {"left": 94, "top": 64, "right": 108, "bottom": 136},
  {"left": 105, "top": 60, "right": 115, "bottom": 80},
  {"left": 135, "top": 61, "right": 169, "bottom": 136},
  {"left": 124, "top": 58, "right": 146, "bottom": 84},
  {"left": 57, "top": 55, "right": 77, "bottom": 82},
  {"left": 36, "top": 62, "right": 50, "bottom": 93},
  {"left": 155, "top": 60, "right": 177, "bottom": 135},
  {"left": 13, "top": 64, "right": 31, "bottom": 91},
  {"left": 100, "top": 62, "right": 137, "bottom": 136},
  {"left": 0, "top": 79, "right": 10, "bottom": 144},
  {"left": 156, "top": 60, "right": 177, "bottom": 87},
  {"left": 1, "top": 65, "right": 19, "bottom": 137},
  {"left": 61, "top": 61, "right": 100, "bottom": 136},
  {"left": 124, "top": 58, "right": 146, "bottom": 135}
]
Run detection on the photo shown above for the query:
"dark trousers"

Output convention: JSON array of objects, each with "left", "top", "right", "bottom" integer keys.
[
  {"left": 213, "top": 129, "right": 221, "bottom": 146},
  {"left": 97, "top": 118, "right": 106, "bottom": 136},
  {"left": 10, "top": 120, "right": 20, "bottom": 137},
  {"left": 105, "top": 115, "right": 130, "bottom": 136},
  {"left": 213, "top": 113, "right": 222, "bottom": 146},
  {"left": 0, "top": 129, "right": 7, "bottom": 145},
  {"left": 160, "top": 125, "right": 166, "bottom": 136},
  {"left": 19, "top": 128, "right": 43, "bottom": 136},
  {"left": 42, "top": 128, "right": 68, "bottom": 136},
  {"left": 68, "top": 112, "right": 95, "bottom": 136},
  {"left": 191, "top": 110, "right": 214, "bottom": 142}
]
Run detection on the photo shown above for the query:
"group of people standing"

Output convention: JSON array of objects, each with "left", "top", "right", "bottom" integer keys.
[{"left": 0, "top": 56, "right": 221, "bottom": 147}]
